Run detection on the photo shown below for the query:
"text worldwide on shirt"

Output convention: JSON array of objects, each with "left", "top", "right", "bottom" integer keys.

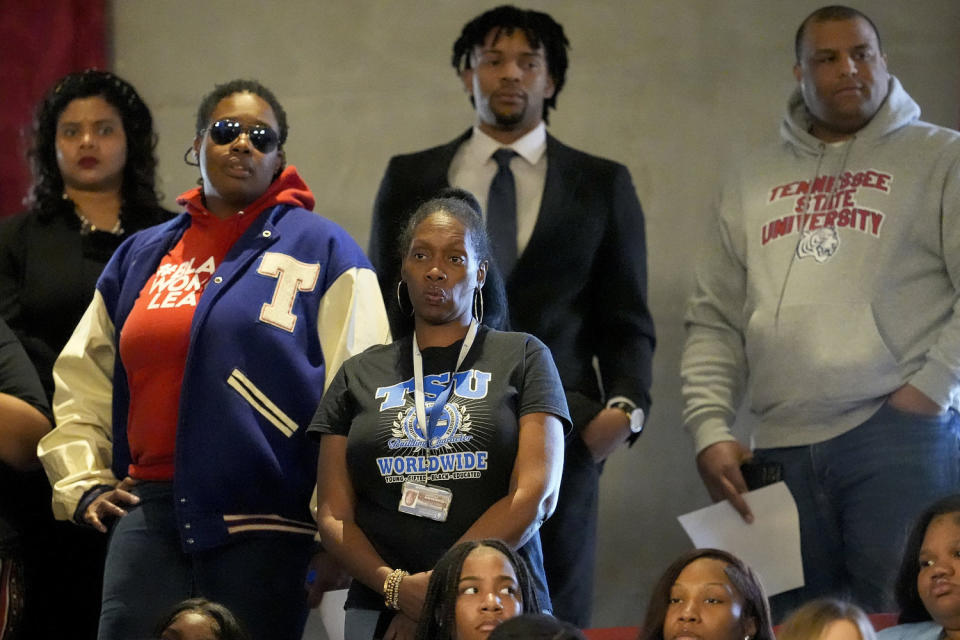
[{"left": 374, "top": 369, "right": 493, "bottom": 484}]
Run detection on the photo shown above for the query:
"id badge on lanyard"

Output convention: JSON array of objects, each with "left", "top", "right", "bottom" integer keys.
[{"left": 398, "top": 320, "right": 478, "bottom": 522}]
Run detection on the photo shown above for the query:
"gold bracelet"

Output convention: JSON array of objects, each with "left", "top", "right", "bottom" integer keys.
[
  {"left": 385, "top": 569, "right": 407, "bottom": 610},
  {"left": 383, "top": 568, "right": 409, "bottom": 610}
]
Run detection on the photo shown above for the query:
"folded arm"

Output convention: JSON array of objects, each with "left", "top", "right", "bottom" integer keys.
[{"left": 455, "top": 411, "right": 564, "bottom": 547}]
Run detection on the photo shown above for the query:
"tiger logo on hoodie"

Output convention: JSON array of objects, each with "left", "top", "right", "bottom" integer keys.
[{"left": 796, "top": 226, "right": 840, "bottom": 263}]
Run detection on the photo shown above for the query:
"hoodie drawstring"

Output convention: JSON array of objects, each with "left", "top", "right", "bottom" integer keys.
[{"left": 773, "top": 135, "right": 856, "bottom": 324}]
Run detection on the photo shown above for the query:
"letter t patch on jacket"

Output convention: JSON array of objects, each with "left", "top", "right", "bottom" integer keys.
[{"left": 257, "top": 252, "right": 321, "bottom": 332}]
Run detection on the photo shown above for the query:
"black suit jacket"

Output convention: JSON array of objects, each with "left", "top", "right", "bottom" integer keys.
[{"left": 370, "top": 130, "right": 655, "bottom": 428}]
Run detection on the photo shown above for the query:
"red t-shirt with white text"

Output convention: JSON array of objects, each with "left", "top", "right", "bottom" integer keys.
[{"left": 118, "top": 209, "right": 263, "bottom": 480}]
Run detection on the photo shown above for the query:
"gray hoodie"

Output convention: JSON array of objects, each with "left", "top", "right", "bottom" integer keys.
[{"left": 682, "top": 77, "right": 960, "bottom": 451}]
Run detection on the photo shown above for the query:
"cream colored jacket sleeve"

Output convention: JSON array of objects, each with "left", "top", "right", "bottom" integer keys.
[
  {"left": 37, "top": 290, "right": 118, "bottom": 521},
  {"left": 316, "top": 266, "right": 391, "bottom": 394},
  {"left": 311, "top": 265, "right": 391, "bottom": 522}
]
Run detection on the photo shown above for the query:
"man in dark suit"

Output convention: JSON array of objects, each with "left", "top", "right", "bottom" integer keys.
[{"left": 369, "top": 5, "right": 654, "bottom": 626}]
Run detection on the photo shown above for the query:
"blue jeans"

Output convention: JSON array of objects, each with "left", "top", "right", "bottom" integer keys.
[
  {"left": 755, "top": 403, "right": 960, "bottom": 622},
  {"left": 97, "top": 483, "right": 314, "bottom": 640}
]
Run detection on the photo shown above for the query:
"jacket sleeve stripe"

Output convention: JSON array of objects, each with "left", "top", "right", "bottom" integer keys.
[
  {"left": 222, "top": 513, "right": 313, "bottom": 525},
  {"left": 225, "top": 523, "right": 317, "bottom": 536}
]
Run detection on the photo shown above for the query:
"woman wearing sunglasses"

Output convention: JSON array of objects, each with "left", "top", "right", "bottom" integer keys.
[{"left": 37, "top": 79, "right": 390, "bottom": 640}]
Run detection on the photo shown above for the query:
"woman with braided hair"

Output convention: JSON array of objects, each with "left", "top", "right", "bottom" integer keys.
[{"left": 416, "top": 539, "right": 540, "bottom": 640}]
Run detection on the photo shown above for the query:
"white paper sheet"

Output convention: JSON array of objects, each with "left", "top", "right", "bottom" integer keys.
[
  {"left": 316, "top": 588, "right": 347, "bottom": 640},
  {"left": 677, "top": 482, "right": 803, "bottom": 595}
]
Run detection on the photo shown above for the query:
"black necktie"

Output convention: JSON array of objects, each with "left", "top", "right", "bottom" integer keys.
[{"left": 487, "top": 148, "right": 519, "bottom": 275}]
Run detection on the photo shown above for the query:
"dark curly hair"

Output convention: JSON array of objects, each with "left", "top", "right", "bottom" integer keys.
[
  {"left": 153, "top": 598, "right": 249, "bottom": 640},
  {"left": 194, "top": 79, "right": 288, "bottom": 146},
  {"left": 27, "top": 69, "right": 166, "bottom": 229},
  {"left": 894, "top": 494, "right": 960, "bottom": 624},
  {"left": 639, "top": 548, "right": 775, "bottom": 640},
  {"left": 394, "top": 187, "right": 510, "bottom": 335},
  {"left": 452, "top": 5, "right": 570, "bottom": 124},
  {"left": 415, "top": 539, "right": 541, "bottom": 640}
]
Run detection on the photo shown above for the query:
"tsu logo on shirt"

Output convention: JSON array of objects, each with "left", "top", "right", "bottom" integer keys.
[
  {"left": 796, "top": 227, "right": 840, "bottom": 263},
  {"left": 761, "top": 169, "right": 891, "bottom": 263},
  {"left": 389, "top": 399, "right": 474, "bottom": 449},
  {"left": 374, "top": 370, "right": 492, "bottom": 483}
]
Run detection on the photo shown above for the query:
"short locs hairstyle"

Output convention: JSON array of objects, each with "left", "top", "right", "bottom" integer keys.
[
  {"left": 452, "top": 5, "right": 569, "bottom": 124},
  {"left": 194, "top": 79, "right": 288, "bottom": 146},
  {"left": 415, "top": 539, "right": 541, "bottom": 640},
  {"left": 639, "top": 548, "right": 775, "bottom": 640},
  {"left": 794, "top": 5, "right": 883, "bottom": 62},
  {"left": 27, "top": 69, "right": 162, "bottom": 226}
]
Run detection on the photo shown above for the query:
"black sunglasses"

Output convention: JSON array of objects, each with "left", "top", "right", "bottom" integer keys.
[{"left": 205, "top": 119, "right": 280, "bottom": 153}]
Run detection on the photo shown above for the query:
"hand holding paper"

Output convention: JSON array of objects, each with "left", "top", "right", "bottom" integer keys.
[{"left": 678, "top": 482, "right": 803, "bottom": 595}]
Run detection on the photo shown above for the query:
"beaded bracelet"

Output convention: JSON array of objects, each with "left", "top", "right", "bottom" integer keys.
[{"left": 383, "top": 568, "right": 409, "bottom": 610}]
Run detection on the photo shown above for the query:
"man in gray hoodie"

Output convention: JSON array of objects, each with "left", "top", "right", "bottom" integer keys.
[{"left": 682, "top": 5, "right": 960, "bottom": 618}]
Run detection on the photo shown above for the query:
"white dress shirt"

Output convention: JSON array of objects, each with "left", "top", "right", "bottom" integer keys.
[{"left": 447, "top": 122, "right": 547, "bottom": 255}]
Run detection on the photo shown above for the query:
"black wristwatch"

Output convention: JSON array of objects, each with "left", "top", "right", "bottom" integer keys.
[{"left": 610, "top": 401, "right": 644, "bottom": 435}]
